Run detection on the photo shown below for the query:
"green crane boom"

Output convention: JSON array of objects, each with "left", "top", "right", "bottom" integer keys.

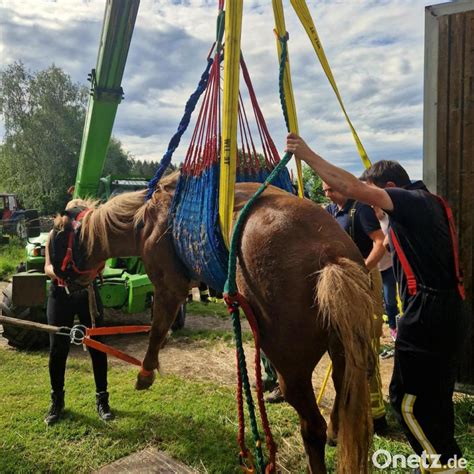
[{"left": 74, "top": 0, "right": 140, "bottom": 199}]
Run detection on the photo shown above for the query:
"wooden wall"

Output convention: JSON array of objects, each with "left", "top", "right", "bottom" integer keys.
[{"left": 430, "top": 6, "right": 474, "bottom": 387}]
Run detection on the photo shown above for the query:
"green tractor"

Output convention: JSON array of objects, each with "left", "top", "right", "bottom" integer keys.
[{"left": 0, "top": 0, "right": 185, "bottom": 350}]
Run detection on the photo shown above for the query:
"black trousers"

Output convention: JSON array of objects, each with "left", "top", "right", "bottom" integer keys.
[
  {"left": 389, "top": 286, "right": 465, "bottom": 466},
  {"left": 47, "top": 284, "right": 108, "bottom": 393}
]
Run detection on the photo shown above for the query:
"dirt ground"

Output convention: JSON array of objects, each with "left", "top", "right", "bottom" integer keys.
[{"left": 0, "top": 278, "right": 395, "bottom": 415}]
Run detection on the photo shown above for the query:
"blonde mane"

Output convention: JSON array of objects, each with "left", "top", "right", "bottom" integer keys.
[
  {"left": 80, "top": 170, "right": 181, "bottom": 257},
  {"left": 80, "top": 191, "right": 147, "bottom": 256}
]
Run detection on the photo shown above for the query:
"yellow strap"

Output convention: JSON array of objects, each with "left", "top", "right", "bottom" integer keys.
[
  {"left": 272, "top": 0, "right": 304, "bottom": 198},
  {"left": 219, "top": 0, "right": 244, "bottom": 247},
  {"left": 290, "top": 0, "right": 371, "bottom": 170}
]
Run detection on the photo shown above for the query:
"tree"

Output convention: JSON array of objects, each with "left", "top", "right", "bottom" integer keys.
[
  {"left": 0, "top": 62, "right": 87, "bottom": 213},
  {"left": 0, "top": 62, "right": 135, "bottom": 213},
  {"left": 302, "top": 164, "right": 328, "bottom": 204},
  {"left": 103, "top": 137, "right": 133, "bottom": 177}
]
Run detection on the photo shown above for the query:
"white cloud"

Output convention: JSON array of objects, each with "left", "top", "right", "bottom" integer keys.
[{"left": 1, "top": 0, "right": 441, "bottom": 181}]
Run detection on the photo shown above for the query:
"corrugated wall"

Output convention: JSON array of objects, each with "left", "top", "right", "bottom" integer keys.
[{"left": 436, "top": 9, "right": 474, "bottom": 387}]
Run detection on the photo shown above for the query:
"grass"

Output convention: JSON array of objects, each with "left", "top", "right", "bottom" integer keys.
[
  {"left": 0, "top": 236, "right": 25, "bottom": 280},
  {"left": 0, "top": 348, "right": 472, "bottom": 473},
  {"left": 171, "top": 327, "right": 253, "bottom": 344},
  {"left": 187, "top": 300, "right": 230, "bottom": 319}
]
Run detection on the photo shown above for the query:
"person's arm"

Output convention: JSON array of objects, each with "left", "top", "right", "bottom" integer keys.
[
  {"left": 44, "top": 231, "right": 57, "bottom": 280},
  {"left": 365, "top": 229, "right": 386, "bottom": 270},
  {"left": 286, "top": 133, "right": 394, "bottom": 211}
]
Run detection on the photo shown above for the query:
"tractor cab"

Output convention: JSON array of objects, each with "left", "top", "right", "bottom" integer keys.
[{"left": 98, "top": 176, "right": 149, "bottom": 201}]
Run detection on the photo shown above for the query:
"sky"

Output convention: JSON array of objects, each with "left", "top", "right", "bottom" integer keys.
[{"left": 0, "top": 0, "right": 447, "bottom": 179}]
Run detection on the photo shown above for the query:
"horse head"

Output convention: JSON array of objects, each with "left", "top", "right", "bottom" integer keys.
[{"left": 50, "top": 199, "right": 102, "bottom": 287}]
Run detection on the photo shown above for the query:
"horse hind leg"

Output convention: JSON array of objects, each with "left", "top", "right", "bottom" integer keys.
[
  {"left": 280, "top": 375, "right": 328, "bottom": 474},
  {"left": 327, "top": 334, "right": 345, "bottom": 447}
]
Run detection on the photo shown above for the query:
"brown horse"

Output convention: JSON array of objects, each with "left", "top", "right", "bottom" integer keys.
[{"left": 68, "top": 171, "right": 375, "bottom": 473}]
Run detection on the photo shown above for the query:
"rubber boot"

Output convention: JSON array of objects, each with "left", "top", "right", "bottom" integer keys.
[
  {"left": 44, "top": 390, "right": 65, "bottom": 425},
  {"left": 96, "top": 391, "right": 114, "bottom": 421}
]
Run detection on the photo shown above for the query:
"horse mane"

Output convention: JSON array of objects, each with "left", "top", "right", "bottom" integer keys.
[
  {"left": 80, "top": 190, "right": 147, "bottom": 257},
  {"left": 80, "top": 170, "right": 181, "bottom": 257}
]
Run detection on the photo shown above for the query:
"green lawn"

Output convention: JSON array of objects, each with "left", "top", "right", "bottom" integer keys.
[
  {"left": 0, "top": 237, "right": 25, "bottom": 280},
  {"left": 0, "top": 348, "right": 472, "bottom": 473}
]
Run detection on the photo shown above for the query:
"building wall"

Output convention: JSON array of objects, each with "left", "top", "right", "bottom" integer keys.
[{"left": 424, "top": 1, "right": 474, "bottom": 388}]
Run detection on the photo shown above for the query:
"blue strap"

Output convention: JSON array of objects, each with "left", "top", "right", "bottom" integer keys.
[{"left": 145, "top": 58, "right": 214, "bottom": 200}]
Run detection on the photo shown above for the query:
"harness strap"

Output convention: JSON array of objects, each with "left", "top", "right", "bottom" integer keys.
[
  {"left": 59, "top": 208, "right": 104, "bottom": 281},
  {"left": 432, "top": 195, "right": 465, "bottom": 300},
  {"left": 348, "top": 200, "right": 358, "bottom": 241},
  {"left": 390, "top": 228, "right": 417, "bottom": 297},
  {"left": 390, "top": 195, "right": 465, "bottom": 300}
]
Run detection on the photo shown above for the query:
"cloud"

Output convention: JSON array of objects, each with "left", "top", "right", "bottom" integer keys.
[{"left": 1, "top": 0, "right": 439, "bottom": 181}]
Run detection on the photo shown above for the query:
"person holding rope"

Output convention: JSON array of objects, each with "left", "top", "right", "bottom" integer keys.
[
  {"left": 43, "top": 199, "right": 113, "bottom": 425},
  {"left": 286, "top": 133, "right": 467, "bottom": 472},
  {"left": 322, "top": 181, "right": 388, "bottom": 434}
]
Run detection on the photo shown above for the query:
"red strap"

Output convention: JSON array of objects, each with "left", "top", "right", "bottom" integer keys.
[
  {"left": 61, "top": 231, "right": 75, "bottom": 272},
  {"left": 76, "top": 209, "right": 92, "bottom": 221},
  {"left": 432, "top": 195, "right": 465, "bottom": 300},
  {"left": 390, "top": 228, "right": 417, "bottom": 296}
]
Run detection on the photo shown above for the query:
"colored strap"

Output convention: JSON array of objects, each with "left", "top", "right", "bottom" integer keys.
[
  {"left": 390, "top": 228, "right": 417, "bottom": 296},
  {"left": 348, "top": 200, "right": 358, "bottom": 241},
  {"left": 289, "top": 0, "right": 371, "bottom": 169},
  {"left": 218, "top": 0, "right": 243, "bottom": 247},
  {"left": 271, "top": 0, "right": 304, "bottom": 198},
  {"left": 432, "top": 195, "right": 465, "bottom": 300},
  {"left": 83, "top": 336, "right": 143, "bottom": 367}
]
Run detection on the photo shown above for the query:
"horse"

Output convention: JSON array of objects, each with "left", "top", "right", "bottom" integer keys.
[{"left": 56, "top": 171, "right": 375, "bottom": 473}]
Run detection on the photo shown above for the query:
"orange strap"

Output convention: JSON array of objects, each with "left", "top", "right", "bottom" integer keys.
[{"left": 83, "top": 325, "right": 151, "bottom": 367}]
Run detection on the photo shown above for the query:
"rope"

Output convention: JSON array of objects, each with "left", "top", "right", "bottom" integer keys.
[
  {"left": 278, "top": 34, "right": 290, "bottom": 132},
  {"left": 145, "top": 58, "right": 214, "bottom": 200},
  {"left": 225, "top": 296, "right": 266, "bottom": 473},
  {"left": 222, "top": 33, "right": 295, "bottom": 474}
]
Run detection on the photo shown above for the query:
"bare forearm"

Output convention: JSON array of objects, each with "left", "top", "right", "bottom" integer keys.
[
  {"left": 299, "top": 148, "right": 361, "bottom": 198},
  {"left": 364, "top": 242, "right": 386, "bottom": 271}
]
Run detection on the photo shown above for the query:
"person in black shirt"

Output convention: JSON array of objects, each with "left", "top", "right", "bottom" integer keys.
[
  {"left": 286, "top": 133, "right": 466, "bottom": 472},
  {"left": 43, "top": 200, "right": 113, "bottom": 425}
]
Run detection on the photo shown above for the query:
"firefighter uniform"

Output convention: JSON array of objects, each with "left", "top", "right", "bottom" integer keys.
[{"left": 386, "top": 182, "right": 466, "bottom": 471}]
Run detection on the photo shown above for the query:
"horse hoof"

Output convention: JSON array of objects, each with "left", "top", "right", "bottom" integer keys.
[{"left": 135, "top": 370, "right": 156, "bottom": 390}]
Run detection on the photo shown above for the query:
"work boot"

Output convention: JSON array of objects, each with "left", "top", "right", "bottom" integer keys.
[
  {"left": 265, "top": 385, "right": 285, "bottom": 404},
  {"left": 373, "top": 415, "right": 388, "bottom": 435},
  {"left": 252, "top": 378, "right": 278, "bottom": 393},
  {"left": 96, "top": 391, "right": 114, "bottom": 421},
  {"left": 44, "top": 390, "right": 65, "bottom": 425}
]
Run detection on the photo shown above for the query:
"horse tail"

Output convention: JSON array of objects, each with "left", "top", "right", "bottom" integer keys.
[{"left": 316, "top": 257, "right": 374, "bottom": 474}]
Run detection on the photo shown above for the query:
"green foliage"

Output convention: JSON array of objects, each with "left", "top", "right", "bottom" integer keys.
[
  {"left": 0, "top": 62, "right": 88, "bottom": 214},
  {"left": 302, "top": 164, "right": 328, "bottom": 204},
  {"left": 103, "top": 137, "right": 134, "bottom": 177},
  {"left": 0, "top": 62, "right": 141, "bottom": 214},
  {"left": 0, "top": 236, "right": 25, "bottom": 279},
  {"left": 129, "top": 159, "right": 177, "bottom": 179}
]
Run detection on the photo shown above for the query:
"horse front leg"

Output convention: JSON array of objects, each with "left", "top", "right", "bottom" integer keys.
[{"left": 136, "top": 284, "right": 188, "bottom": 390}]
